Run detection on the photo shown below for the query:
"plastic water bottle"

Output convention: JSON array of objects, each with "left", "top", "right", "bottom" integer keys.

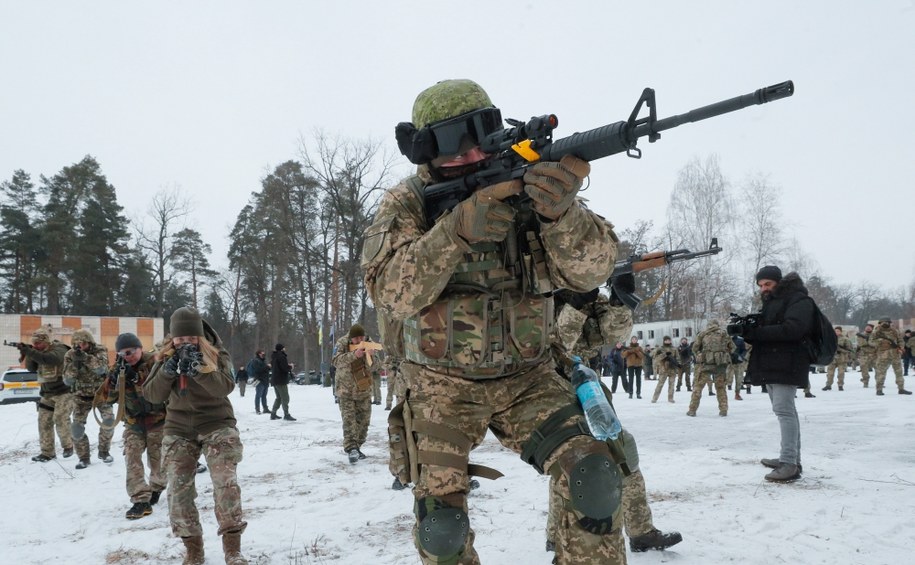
[{"left": 570, "top": 359, "right": 622, "bottom": 441}]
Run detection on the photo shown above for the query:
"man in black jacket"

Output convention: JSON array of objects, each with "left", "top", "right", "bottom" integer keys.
[
  {"left": 270, "top": 344, "right": 296, "bottom": 421},
  {"left": 732, "top": 266, "right": 813, "bottom": 483},
  {"left": 247, "top": 350, "right": 270, "bottom": 414}
]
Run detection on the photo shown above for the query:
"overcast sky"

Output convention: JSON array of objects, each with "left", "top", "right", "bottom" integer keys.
[{"left": 2, "top": 1, "right": 913, "bottom": 293}]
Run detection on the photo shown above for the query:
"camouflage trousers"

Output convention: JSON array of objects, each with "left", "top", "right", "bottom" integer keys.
[
  {"left": 675, "top": 366, "right": 691, "bottom": 389},
  {"left": 338, "top": 395, "right": 371, "bottom": 451},
  {"left": 727, "top": 363, "right": 746, "bottom": 390},
  {"left": 547, "top": 467, "right": 654, "bottom": 543},
  {"left": 651, "top": 370, "right": 676, "bottom": 403},
  {"left": 689, "top": 366, "right": 728, "bottom": 415},
  {"left": 71, "top": 395, "right": 114, "bottom": 460},
  {"left": 825, "top": 360, "right": 846, "bottom": 387},
  {"left": 406, "top": 361, "right": 625, "bottom": 565},
  {"left": 124, "top": 425, "right": 166, "bottom": 503},
  {"left": 37, "top": 392, "right": 73, "bottom": 457},
  {"left": 372, "top": 372, "right": 383, "bottom": 404},
  {"left": 859, "top": 354, "right": 876, "bottom": 386},
  {"left": 161, "top": 427, "right": 246, "bottom": 538},
  {"left": 874, "top": 351, "right": 904, "bottom": 392},
  {"left": 386, "top": 369, "right": 407, "bottom": 408}
]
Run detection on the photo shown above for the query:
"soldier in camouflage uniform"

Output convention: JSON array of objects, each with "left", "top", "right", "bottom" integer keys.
[
  {"left": 101, "top": 332, "right": 168, "bottom": 520},
  {"left": 547, "top": 288, "right": 681, "bottom": 554},
  {"left": 384, "top": 354, "right": 406, "bottom": 411},
  {"left": 687, "top": 320, "right": 735, "bottom": 417},
  {"left": 17, "top": 328, "right": 74, "bottom": 462},
  {"left": 727, "top": 335, "right": 747, "bottom": 401},
  {"left": 363, "top": 79, "right": 627, "bottom": 564},
  {"left": 823, "top": 327, "right": 854, "bottom": 391},
  {"left": 333, "top": 324, "right": 374, "bottom": 464},
  {"left": 146, "top": 307, "right": 248, "bottom": 565},
  {"left": 63, "top": 328, "right": 115, "bottom": 469},
  {"left": 857, "top": 324, "right": 876, "bottom": 387},
  {"left": 675, "top": 338, "right": 693, "bottom": 392},
  {"left": 871, "top": 317, "right": 912, "bottom": 396},
  {"left": 650, "top": 337, "right": 679, "bottom": 403}
]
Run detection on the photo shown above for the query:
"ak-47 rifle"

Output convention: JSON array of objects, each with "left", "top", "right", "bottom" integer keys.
[
  {"left": 349, "top": 340, "right": 384, "bottom": 367},
  {"left": 609, "top": 238, "right": 723, "bottom": 309},
  {"left": 419, "top": 81, "right": 794, "bottom": 221}
]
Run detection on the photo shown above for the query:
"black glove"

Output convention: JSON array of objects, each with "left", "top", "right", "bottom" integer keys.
[
  {"left": 162, "top": 355, "right": 180, "bottom": 377},
  {"left": 609, "top": 273, "right": 640, "bottom": 310}
]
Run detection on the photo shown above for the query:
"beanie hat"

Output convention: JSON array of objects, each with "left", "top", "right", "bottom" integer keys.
[
  {"left": 275, "top": 343, "right": 284, "bottom": 351},
  {"left": 755, "top": 265, "right": 782, "bottom": 283},
  {"left": 348, "top": 324, "right": 365, "bottom": 339},
  {"left": 115, "top": 333, "right": 143, "bottom": 351},
  {"left": 170, "top": 307, "right": 204, "bottom": 338}
]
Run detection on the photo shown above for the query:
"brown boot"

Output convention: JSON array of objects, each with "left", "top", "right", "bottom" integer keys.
[
  {"left": 734, "top": 393, "right": 743, "bottom": 401},
  {"left": 182, "top": 536, "right": 205, "bottom": 565},
  {"left": 223, "top": 533, "right": 249, "bottom": 565}
]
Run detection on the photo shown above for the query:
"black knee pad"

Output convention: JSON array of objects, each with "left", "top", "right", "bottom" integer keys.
[
  {"left": 568, "top": 452, "right": 623, "bottom": 535},
  {"left": 415, "top": 496, "right": 469, "bottom": 559}
]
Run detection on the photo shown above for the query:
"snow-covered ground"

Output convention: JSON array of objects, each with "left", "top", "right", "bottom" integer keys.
[{"left": 1, "top": 369, "right": 913, "bottom": 564}]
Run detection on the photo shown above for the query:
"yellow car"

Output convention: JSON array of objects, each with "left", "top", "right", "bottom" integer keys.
[{"left": 0, "top": 368, "right": 40, "bottom": 404}]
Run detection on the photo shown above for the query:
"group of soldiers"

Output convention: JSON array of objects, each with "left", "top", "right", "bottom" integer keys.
[
  {"left": 15, "top": 327, "right": 167, "bottom": 521},
  {"left": 826, "top": 319, "right": 911, "bottom": 395}
]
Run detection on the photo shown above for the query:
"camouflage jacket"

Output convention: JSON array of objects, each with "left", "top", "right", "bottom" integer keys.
[
  {"left": 555, "top": 299, "right": 633, "bottom": 362},
  {"left": 871, "top": 325, "right": 902, "bottom": 353},
  {"left": 856, "top": 331, "right": 875, "bottom": 356},
  {"left": 834, "top": 335, "right": 855, "bottom": 362},
  {"left": 63, "top": 344, "right": 110, "bottom": 398},
  {"left": 102, "top": 352, "right": 167, "bottom": 432},
  {"left": 651, "top": 344, "right": 679, "bottom": 372},
  {"left": 333, "top": 335, "right": 372, "bottom": 399},
  {"left": 361, "top": 170, "right": 618, "bottom": 379},
  {"left": 693, "top": 324, "right": 736, "bottom": 366},
  {"left": 24, "top": 341, "right": 70, "bottom": 396}
]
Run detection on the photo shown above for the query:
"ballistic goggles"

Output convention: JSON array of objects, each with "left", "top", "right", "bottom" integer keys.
[{"left": 395, "top": 107, "right": 503, "bottom": 165}]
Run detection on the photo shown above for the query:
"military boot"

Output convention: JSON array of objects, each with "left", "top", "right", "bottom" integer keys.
[
  {"left": 182, "top": 536, "right": 205, "bottom": 565},
  {"left": 62, "top": 447, "right": 74, "bottom": 458},
  {"left": 899, "top": 389, "right": 912, "bottom": 395},
  {"left": 223, "top": 533, "right": 248, "bottom": 565},
  {"left": 31, "top": 454, "right": 55, "bottom": 462},
  {"left": 347, "top": 449, "right": 359, "bottom": 464},
  {"left": 99, "top": 451, "right": 114, "bottom": 463},
  {"left": 126, "top": 502, "right": 152, "bottom": 520},
  {"left": 629, "top": 528, "right": 683, "bottom": 552},
  {"left": 734, "top": 393, "right": 743, "bottom": 401},
  {"left": 821, "top": 385, "right": 831, "bottom": 391},
  {"left": 391, "top": 477, "right": 406, "bottom": 491}
]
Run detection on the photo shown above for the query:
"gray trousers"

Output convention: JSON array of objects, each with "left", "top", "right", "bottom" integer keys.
[{"left": 767, "top": 383, "right": 801, "bottom": 466}]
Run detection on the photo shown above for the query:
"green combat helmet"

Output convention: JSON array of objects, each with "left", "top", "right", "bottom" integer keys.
[{"left": 412, "top": 79, "right": 494, "bottom": 128}]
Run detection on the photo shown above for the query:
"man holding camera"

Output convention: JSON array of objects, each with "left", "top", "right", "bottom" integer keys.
[{"left": 729, "top": 266, "right": 812, "bottom": 483}]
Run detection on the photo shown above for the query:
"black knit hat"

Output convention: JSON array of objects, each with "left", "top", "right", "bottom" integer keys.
[
  {"left": 275, "top": 343, "right": 285, "bottom": 351},
  {"left": 755, "top": 265, "right": 783, "bottom": 283},
  {"left": 170, "top": 307, "right": 205, "bottom": 337},
  {"left": 349, "top": 324, "right": 365, "bottom": 339},
  {"left": 115, "top": 333, "right": 143, "bottom": 352}
]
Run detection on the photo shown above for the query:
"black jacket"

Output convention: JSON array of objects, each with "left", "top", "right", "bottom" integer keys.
[
  {"left": 247, "top": 356, "right": 270, "bottom": 385},
  {"left": 744, "top": 272, "right": 814, "bottom": 387},
  {"left": 270, "top": 349, "right": 292, "bottom": 386}
]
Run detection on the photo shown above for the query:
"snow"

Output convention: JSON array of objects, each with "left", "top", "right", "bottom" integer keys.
[{"left": 1, "top": 370, "right": 913, "bottom": 564}]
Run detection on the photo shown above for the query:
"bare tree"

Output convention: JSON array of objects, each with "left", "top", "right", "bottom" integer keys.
[
  {"left": 665, "top": 155, "right": 738, "bottom": 319},
  {"left": 299, "top": 130, "right": 397, "bottom": 333},
  {"left": 739, "top": 172, "right": 789, "bottom": 275},
  {"left": 134, "top": 186, "right": 190, "bottom": 318}
]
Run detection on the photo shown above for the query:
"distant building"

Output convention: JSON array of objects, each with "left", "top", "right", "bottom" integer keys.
[
  {"left": 1, "top": 314, "right": 164, "bottom": 369},
  {"left": 630, "top": 318, "right": 710, "bottom": 347}
]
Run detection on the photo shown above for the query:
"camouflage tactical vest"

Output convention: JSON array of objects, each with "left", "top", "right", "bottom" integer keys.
[
  {"left": 698, "top": 329, "right": 730, "bottom": 366},
  {"left": 401, "top": 180, "right": 555, "bottom": 379}
]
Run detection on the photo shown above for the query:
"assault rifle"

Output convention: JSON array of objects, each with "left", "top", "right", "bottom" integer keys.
[
  {"left": 349, "top": 340, "right": 384, "bottom": 367},
  {"left": 422, "top": 81, "right": 794, "bottom": 221},
  {"left": 609, "top": 238, "right": 722, "bottom": 309},
  {"left": 3, "top": 339, "right": 28, "bottom": 349}
]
